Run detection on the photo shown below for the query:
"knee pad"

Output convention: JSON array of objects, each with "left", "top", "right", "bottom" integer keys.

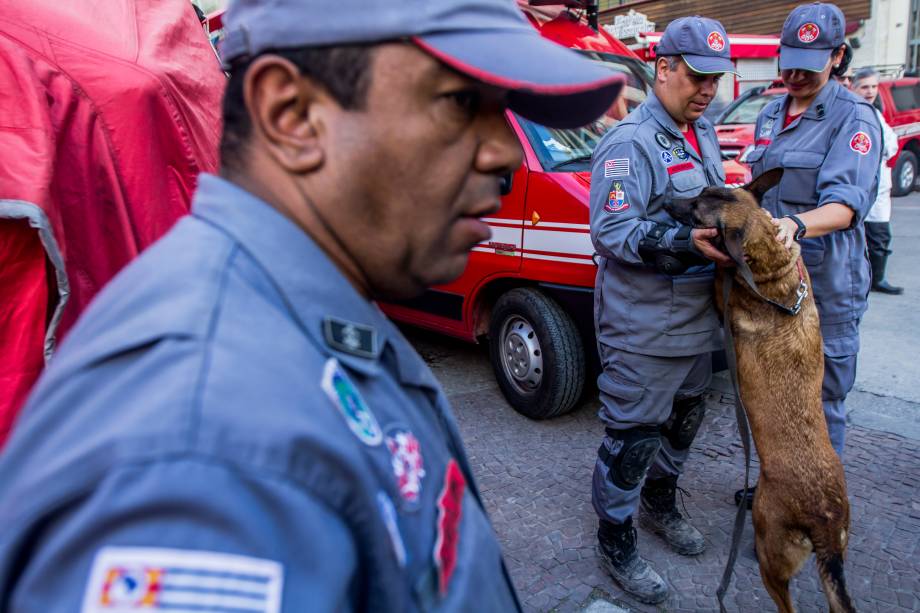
[
  {"left": 598, "top": 426, "right": 661, "bottom": 490},
  {"left": 661, "top": 395, "right": 706, "bottom": 450}
]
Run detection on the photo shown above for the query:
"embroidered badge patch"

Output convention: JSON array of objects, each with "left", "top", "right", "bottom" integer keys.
[
  {"left": 798, "top": 22, "right": 820, "bottom": 43},
  {"left": 377, "top": 492, "right": 407, "bottom": 567},
  {"left": 81, "top": 547, "right": 283, "bottom": 613},
  {"left": 759, "top": 118, "right": 775, "bottom": 138},
  {"left": 385, "top": 428, "right": 426, "bottom": 505},
  {"left": 660, "top": 150, "right": 674, "bottom": 164},
  {"left": 850, "top": 131, "right": 872, "bottom": 155},
  {"left": 434, "top": 459, "right": 466, "bottom": 596},
  {"left": 707, "top": 31, "right": 725, "bottom": 51},
  {"left": 604, "top": 158, "right": 630, "bottom": 178},
  {"left": 672, "top": 147, "right": 689, "bottom": 161},
  {"left": 605, "top": 182, "right": 629, "bottom": 214},
  {"left": 322, "top": 358, "right": 383, "bottom": 446},
  {"left": 655, "top": 132, "right": 671, "bottom": 149}
]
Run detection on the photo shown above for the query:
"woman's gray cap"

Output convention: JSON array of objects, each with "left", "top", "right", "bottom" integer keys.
[
  {"left": 779, "top": 2, "right": 846, "bottom": 72},
  {"left": 655, "top": 16, "right": 738, "bottom": 75},
  {"left": 219, "top": 0, "right": 625, "bottom": 129}
]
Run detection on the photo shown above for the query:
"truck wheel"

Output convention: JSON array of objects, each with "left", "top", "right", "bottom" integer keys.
[
  {"left": 488, "top": 288, "right": 585, "bottom": 420},
  {"left": 892, "top": 150, "right": 917, "bottom": 197}
]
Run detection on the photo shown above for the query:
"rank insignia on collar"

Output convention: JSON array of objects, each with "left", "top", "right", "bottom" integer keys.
[
  {"left": 324, "top": 317, "right": 377, "bottom": 359},
  {"left": 385, "top": 427, "right": 426, "bottom": 507},
  {"left": 655, "top": 132, "right": 671, "bottom": 149},
  {"left": 322, "top": 358, "right": 383, "bottom": 446}
]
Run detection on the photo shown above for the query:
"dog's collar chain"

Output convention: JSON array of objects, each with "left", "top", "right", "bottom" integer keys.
[{"left": 738, "top": 258, "right": 808, "bottom": 316}]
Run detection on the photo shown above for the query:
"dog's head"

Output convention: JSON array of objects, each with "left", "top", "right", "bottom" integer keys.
[{"left": 664, "top": 168, "right": 785, "bottom": 273}]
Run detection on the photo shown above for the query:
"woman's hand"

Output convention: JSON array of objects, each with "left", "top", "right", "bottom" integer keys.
[{"left": 772, "top": 216, "right": 798, "bottom": 249}]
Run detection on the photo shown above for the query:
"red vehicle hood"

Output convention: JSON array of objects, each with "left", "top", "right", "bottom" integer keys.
[{"left": 716, "top": 124, "right": 755, "bottom": 149}]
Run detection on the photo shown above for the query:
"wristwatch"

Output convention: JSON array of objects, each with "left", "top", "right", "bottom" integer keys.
[{"left": 784, "top": 215, "right": 807, "bottom": 241}]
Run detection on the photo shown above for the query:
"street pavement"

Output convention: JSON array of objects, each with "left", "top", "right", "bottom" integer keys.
[{"left": 403, "top": 191, "right": 920, "bottom": 612}]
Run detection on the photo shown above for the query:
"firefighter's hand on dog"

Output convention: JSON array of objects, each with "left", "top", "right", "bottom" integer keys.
[
  {"left": 691, "top": 228, "right": 734, "bottom": 267},
  {"left": 772, "top": 217, "right": 798, "bottom": 249}
]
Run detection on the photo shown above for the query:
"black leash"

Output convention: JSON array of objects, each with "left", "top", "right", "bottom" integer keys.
[{"left": 715, "top": 270, "right": 754, "bottom": 613}]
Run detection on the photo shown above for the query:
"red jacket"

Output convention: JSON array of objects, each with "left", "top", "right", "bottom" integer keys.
[{"left": 0, "top": 0, "right": 224, "bottom": 445}]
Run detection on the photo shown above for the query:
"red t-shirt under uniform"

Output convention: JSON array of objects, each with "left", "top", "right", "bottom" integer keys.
[{"left": 682, "top": 126, "right": 700, "bottom": 156}]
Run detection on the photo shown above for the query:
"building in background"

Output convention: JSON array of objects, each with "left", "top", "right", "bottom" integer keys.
[{"left": 601, "top": 0, "right": 911, "bottom": 77}]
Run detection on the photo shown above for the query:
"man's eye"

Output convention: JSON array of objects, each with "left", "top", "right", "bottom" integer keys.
[{"left": 443, "top": 90, "right": 480, "bottom": 114}]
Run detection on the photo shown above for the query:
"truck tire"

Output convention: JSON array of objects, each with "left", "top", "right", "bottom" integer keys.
[
  {"left": 488, "top": 288, "right": 585, "bottom": 420},
  {"left": 892, "top": 150, "right": 917, "bottom": 197}
]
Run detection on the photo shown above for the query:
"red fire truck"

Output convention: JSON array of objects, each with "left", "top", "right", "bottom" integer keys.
[{"left": 380, "top": 2, "right": 750, "bottom": 420}]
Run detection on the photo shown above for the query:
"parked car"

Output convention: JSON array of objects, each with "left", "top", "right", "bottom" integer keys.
[
  {"left": 716, "top": 77, "right": 920, "bottom": 197},
  {"left": 380, "top": 2, "right": 749, "bottom": 420}
]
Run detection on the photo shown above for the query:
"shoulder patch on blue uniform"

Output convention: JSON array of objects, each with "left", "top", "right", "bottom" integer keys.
[
  {"left": 322, "top": 358, "right": 383, "bottom": 446},
  {"left": 324, "top": 317, "right": 377, "bottom": 359},
  {"left": 604, "top": 158, "right": 630, "bottom": 177},
  {"left": 81, "top": 547, "right": 283, "bottom": 612},
  {"left": 377, "top": 492, "right": 407, "bottom": 568}
]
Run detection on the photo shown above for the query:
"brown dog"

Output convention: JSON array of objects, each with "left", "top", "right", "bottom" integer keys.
[{"left": 665, "top": 169, "right": 855, "bottom": 613}]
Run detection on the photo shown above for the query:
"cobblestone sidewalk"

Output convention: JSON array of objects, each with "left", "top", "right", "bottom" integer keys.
[{"left": 448, "top": 383, "right": 920, "bottom": 612}]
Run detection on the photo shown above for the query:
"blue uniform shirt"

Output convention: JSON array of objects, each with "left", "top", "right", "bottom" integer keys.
[
  {"left": 749, "top": 80, "right": 881, "bottom": 331},
  {"left": 0, "top": 175, "right": 520, "bottom": 613},
  {"left": 589, "top": 91, "right": 725, "bottom": 357}
]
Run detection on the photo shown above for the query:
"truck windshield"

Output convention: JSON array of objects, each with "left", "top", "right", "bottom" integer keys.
[
  {"left": 720, "top": 93, "right": 781, "bottom": 125},
  {"left": 516, "top": 52, "right": 653, "bottom": 172}
]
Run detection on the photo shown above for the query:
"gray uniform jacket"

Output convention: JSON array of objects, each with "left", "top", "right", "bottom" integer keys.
[
  {"left": 0, "top": 175, "right": 520, "bottom": 613},
  {"left": 749, "top": 80, "right": 881, "bottom": 332},
  {"left": 590, "top": 91, "right": 724, "bottom": 357}
]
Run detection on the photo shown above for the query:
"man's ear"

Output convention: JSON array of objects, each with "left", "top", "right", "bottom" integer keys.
[
  {"left": 244, "top": 55, "right": 325, "bottom": 173},
  {"left": 743, "top": 167, "right": 784, "bottom": 201}
]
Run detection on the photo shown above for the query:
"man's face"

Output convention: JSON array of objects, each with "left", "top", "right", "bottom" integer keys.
[
  {"left": 854, "top": 76, "right": 879, "bottom": 104},
  {"left": 656, "top": 57, "right": 722, "bottom": 126},
  {"left": 315, "top": 44, "right": 522, "bottom": 299}
]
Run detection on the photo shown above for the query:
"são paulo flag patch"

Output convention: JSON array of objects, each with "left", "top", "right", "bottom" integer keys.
[
  {"left": 81, "top": 547, "right": 283, "bottom": 613},
  {"left": 849, "top": 131, "right": 872, "bottom": 155}
]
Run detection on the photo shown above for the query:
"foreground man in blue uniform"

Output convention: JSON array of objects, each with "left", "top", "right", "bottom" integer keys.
[
  {"left": 588, "top": 16, "right": 735, "bottom": 604},
  {"left": 0, "top": 1, "right": 624, "bottom": 611}
]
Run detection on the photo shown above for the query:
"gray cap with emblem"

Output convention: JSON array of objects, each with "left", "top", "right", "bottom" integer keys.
[
  {"left": 779, "top": 3, "right": 846, "bottom": 72},
  {"left": 219, "top": 0, "right": 625, "bottom": 129},
  {"left": 655, "top": 16, "right": 738, "bottom": 75}
]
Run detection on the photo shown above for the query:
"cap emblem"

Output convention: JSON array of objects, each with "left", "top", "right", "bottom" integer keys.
[
  {"left": 707, "top": 31, "right": 725, "bottom": 52},
  {"left": 798, "top": 23, "right": 820, "bottom": 44}
]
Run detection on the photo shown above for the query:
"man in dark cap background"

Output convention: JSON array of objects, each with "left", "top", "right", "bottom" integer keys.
[
  {"left": 588, "top": 15, "right": 735, "bottom": 605},
  {"left": 0, "top": 0, "right": 622, "bottom": 610}
]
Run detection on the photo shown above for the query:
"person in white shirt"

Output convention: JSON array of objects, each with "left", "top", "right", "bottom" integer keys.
[{"left": 853, "top": 67, "right": 904, "bottom": 294}]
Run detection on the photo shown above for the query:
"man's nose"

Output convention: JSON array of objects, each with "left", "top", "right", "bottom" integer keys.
[
  {"left": 477, "top": 110, "right": 524, "bottom": 177},
  {"left": 699, "top": 77, "right": 719, "bottom": 98}
]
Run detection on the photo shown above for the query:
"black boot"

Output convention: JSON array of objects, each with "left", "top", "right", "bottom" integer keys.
[
  {"left": 870, "top": 252, "right": 903, "bottom": 295},
  {"left": 597, "top": 517, "right": 669, "bottom": 604},
  {"left": 639, "top": 475, "right": 705, "bottom": 555},
  {"left": 734, "top": 483, "right": 757, "bottom": 509}
]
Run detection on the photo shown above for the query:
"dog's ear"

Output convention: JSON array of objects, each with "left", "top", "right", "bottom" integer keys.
[
  {"left": 718, "top": 220, "right": 756, "bottom": 280},
  {"left": 742, "top": 168, "right": 784, "bottom": 201}
]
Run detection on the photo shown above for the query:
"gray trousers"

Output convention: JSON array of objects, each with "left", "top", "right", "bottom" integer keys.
[
  {"left": 821, "top": 320, "right": 860, "bottom": 456},
  {"left": 592, "top": 346, "right": 711, "bottom": 524}
]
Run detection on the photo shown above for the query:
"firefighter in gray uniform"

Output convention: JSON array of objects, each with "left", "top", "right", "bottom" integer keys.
[
  {"left": 0, "top": 1, "right": 625, "bottom": 611},
  {"left": 740, "top": 3, "right": 880, "bottom": 505},
  {"left": 588, "top": 16, "right": 737, "bottom": 604}
]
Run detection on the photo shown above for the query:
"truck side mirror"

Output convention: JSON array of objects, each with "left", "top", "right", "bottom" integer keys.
[{"left": 499, "top": 172, "right": 514, "bottom": 196}]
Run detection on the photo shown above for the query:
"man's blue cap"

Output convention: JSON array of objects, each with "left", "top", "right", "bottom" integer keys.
[
  {"left": 219, "top": 0, "right": 625, "bottom": 129},
  {"left": 780, "top": 3, "right": 846, "bottom": 72},
  {"left": 655, "top": 16, "right": 738, "bottom": 75}
]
